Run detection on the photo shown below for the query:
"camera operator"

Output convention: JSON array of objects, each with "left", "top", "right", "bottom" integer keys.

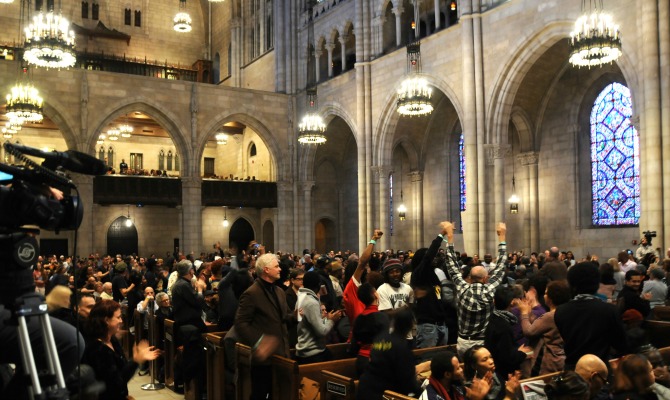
[{"left": 636, "top": 232, "right": 660, "bottom": 265}]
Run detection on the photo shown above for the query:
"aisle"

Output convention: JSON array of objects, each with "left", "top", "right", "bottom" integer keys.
[{"left": 128, "top": 372, "right": 183, "bottom": 400}]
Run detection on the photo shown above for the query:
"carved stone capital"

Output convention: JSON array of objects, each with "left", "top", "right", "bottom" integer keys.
[
  {"left": 392, "top": 6, "right": 404, "bottom": 16},
  {"left": 630, "top": 114, "right": 641, "bottom": 131},
  {"left": 339, "top": 35, "right": 349, "bottom": 44},
  {"left": 484, "top": 144, "right": 510, "bottom": 165},
  {"left": 300, "top": 180, "right": 315, "bottom": 192},
  {"left": 324, "top": 42, "right": 336, "bottom": 52},
  {"left": 517, "top": 151, "right": 539, "bottom": 166},
  {"left": 409, "top": 170, "right": 423, "bottom": 182},
  {"left": 276, "top": 180, "right": 293, "bottom": 192}
]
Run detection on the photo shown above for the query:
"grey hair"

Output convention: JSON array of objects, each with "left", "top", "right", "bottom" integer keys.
[
  {"left": 256, "top": 253, "right": 279, "bottom": 277},
  {"left": 155, "top": 292, "right": 169, "bottom": 303},
  {"left": 176, "top": 259, "right": 194, "bottom": 277}
]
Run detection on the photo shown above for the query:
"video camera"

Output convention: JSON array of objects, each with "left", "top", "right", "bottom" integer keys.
[
  {"left": 0, "top": 142, "right": 107, "bottom": 304},
  {"left": 643, "top": 230, "right": 657, "bottom": 244}
]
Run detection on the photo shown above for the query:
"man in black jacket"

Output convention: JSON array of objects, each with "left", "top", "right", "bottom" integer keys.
[
  {"left": 617, "top": 269, "right": 652, "bottom": 318},
  {"left": 555, "top": 262, "right": 628, "bottom": 369}
]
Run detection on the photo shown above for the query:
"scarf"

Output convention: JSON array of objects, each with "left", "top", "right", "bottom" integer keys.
[
  {"left": 428, "top": 377, "right": 451, "bottom": 400},
  {"left": 493, "top": 309, "right": 518, "bottom": 325}
]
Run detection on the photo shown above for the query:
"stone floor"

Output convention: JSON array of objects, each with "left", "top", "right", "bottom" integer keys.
[{"left": 128, "top": 373, "right": 183, "bottom": 400}]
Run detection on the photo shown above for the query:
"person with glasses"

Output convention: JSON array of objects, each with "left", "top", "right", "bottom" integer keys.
[{"left": 576, "top": 354, "right": 611, "bottom": 400}]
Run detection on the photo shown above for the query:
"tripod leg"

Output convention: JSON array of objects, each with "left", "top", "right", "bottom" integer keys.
[
  {"left": 17, "top": 315, "right": 43, "bottom": 399},
  {"left": 39, "top": 313, "right": 66, "bottom": 389}
]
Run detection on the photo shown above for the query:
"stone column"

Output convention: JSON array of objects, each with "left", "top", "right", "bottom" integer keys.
[
  {"left": 230, "top": 18, "right": 242, "bottom": 87},
  {"left": 487, "top": 144, "right": 510, "bottom": 222},
  {"left": 375, "top": 165, "right": 393, "bottom": 241},
  {"left": 71, "top": 175, "right": 94, "bottom": 255},
  {"left": 301, "top": 180, "right": 315, "bottom": 249},
  {"left": 276, "top": 180, "right": 294, "bottom": 253},
  {"left": 314, "top": 49, "right": 322, "bottom": 82},
  {"left": 434, "top": 0, "right": 441, "bottom": 30},
  {"left": 641, "top": 0, "right": 663, "bottom": 244},
  {"left": 393, "top": 6, "right": 404, "bottom": 46},
  {"left": 410, "top": 171, "right": 424, "bottom": 247},
  {"left": 181, "top": 176, "right": 203, "bottom": 256},
  {"left": 518, "top": 152, "right": 539, "bottom": 253},
  {"left": 460, "top": 0, "right": 480, "bottom": 252},
  {"left": 659, "top": 0, "right": 670, "bottom": 248},
  {"left": 325, "top": 42, "right": 335, "bottom": 78},
  {"left": 339, "top": 34, "right": 348, "bottom": 72}
]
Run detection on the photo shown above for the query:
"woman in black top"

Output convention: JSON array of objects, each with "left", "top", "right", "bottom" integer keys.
[{"left": 83, "top": 299, "right": 160, "bottom": 400}]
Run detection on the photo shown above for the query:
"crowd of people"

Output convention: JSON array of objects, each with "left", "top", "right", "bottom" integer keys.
[{"left": 7, "top": 225, "right": 670, "bottom": 399}]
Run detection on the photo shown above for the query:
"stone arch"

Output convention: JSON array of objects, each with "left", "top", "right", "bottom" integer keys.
[
  {"left": 298, "top": 104, "right": 358, "bottom": 181},
  {"left": 228, "top": 216, "right": 256, "bottom": 252},
  {"left": 487, "top": 20, "right": 638, "bottom": 148},
  {"left": 391, "top": 137, "right": 419, "bottom": 172},
  {"left": 375, "top": 75, "right": 464, "bottom": 168},
  {"left": 87, "top": 99, "right": 191, "bottom": 175},
  {"left": 197, "top": 113, "right": 281, "bottom": 181},
  {"left": 38, "top": 101, "right": 78, "bottom": 152},
  {"left": 510, "top": 107, "right": 535, "bottom": 153},
  {"left": 314, "top": 217, "right": 337, "bottom": 253}
]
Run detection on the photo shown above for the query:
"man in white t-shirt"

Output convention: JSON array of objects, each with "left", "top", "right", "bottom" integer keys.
[{"left": 377, "top": 258, "right": 414, "bottom": 313}]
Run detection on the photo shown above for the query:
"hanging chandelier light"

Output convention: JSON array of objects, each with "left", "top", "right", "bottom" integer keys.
[
  {"left": 509, "top": 176, "right": 519, "bottom": 214},
  {"left": 569, "top": 0, "right": 621, "bottom": 68},
  {"left": 298, "top": 88, "right": 327, "bottom": 145},
  {"left": 174, "top": 0, "right": 192, "bottom": 33},
  {"left": 107, "top": 128, "right": 120, "bottom": 141},
  {"left": 23, "top": 1, "right": 76, "bottom": 69},
  {"left": 6, "top": 67, "right": 44, "bottom": 123},
  {"left": 2, "top": 127, "right": 16, "bottom": 139},
  {"left": 6, "top": 118, "right": 22, "bottom": 132},
  {"left": 223, "top": 206, "right": 229, "bottom": 227},
  {"left": 216, "top": 132, "right": 228, "bottom": 145},
  {"left": 208, "top": 0, "right": 225, "bottom": 2},
  {"left": 97, "top": 133, "right": 106, "bottom": 145},
  {"left": 0, "top": 0, "right": 15, "bottom": 4},
  {"left": 397, "top": 42, "right": 433, "bottom": 116},
  {"left": 119, "top": 123, "right": 133, "bottom": 138},
  {"left": 450, "top": 1, "right": 457, "bottom": 11}
]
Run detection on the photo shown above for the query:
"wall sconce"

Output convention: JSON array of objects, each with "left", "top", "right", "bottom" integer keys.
[
  {"left": 223, "top": 206, "right": 229, "bottom": 227},
  {"left": 125, "top": 205, "right": 133, "bottom": 227}
]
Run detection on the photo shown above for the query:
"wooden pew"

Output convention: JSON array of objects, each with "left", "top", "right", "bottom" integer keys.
[
  {"left": 163, "top": 319, "right": 177, "bottom": 390},
  {"left": 205, "top": 331, "right": 230, "bottom": 400},
  {"left": 235, "top": 344, "right": 254, "bottom": 400},
  {"left": 382, "top": 391, "right": 417, "bottom": 400},
  {"left": 652, "top": 306, "right": 670, "bottom": 321},
  {"left": 646, "top": 320, "right": 670, "bottom": 348},
  {"left": 183, "top": 325, "right": 225, "bottom": 400},
  {"left": 316, "top": 345, "right": 455, "bottom": 400}
]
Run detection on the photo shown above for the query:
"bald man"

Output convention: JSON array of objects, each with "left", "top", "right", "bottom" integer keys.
[
  {"left": 575, "top": 354, "right": 609, "bottom": 400},
  {"left": 444, "top": 221, "right": 508, "bottom": 356}
]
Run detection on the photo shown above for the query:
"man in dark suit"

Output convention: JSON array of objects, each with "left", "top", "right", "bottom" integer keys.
[{"left": 235, "top": 253, "right": 292, "bottom": 400}]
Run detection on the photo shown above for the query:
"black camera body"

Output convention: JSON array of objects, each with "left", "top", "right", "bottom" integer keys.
[{"left": 643, "top": 230, "right": 657, "bottom": 238}]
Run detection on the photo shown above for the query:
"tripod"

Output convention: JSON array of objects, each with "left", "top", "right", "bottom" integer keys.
[{"left": 14, "top": 292, "right": 69, "bottom": 400}]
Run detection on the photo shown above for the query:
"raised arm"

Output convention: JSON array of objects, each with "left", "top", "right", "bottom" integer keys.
[
  {"left": 354, "top": 229, "right": 383, "bottom": 283},
  {"left": 411, "top": 222, "right": 449, "bottom": 286},
  {"left": 487, "top": 222, "right": 508, "bottom": 288},
  {"left": 442, "top": 222, "right": 465, "bottom": 286}
]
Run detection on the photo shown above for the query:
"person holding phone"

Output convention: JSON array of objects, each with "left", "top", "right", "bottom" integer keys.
[{"left": 295, "top": 271, "right": 342, "bottom": 364}]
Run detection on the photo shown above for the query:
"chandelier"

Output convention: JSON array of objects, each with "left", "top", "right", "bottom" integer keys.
[
  {"left": 6, "top": 68, "right": 44, "bottom": 123},
  {"left": 174, "top": 0, "right": 192, "bottom": 33},
  {"left": 23, "top": 8, "right": 76, "bottom": 69},
  {"left": 569, "top": 0, "right": 621, "bottom": 68},
  {"left": 2, "top": 127, "right": 16, "bottom": 139},
  {"left": 119, "top": 123, "right": 133, "bottom": 138},
  {"left": 0, "top": 0, "right": 15, "bottom": 3},
  {"left": 216, "top": 132, "right": 228, "bottom": 145},
  {"left": 397, "top": 41, "right": 433, "bottom": 116},
  {"left": 298, "top": 88, "right": 327, "bottom": 145},
  {"left": 97, "top": 133, "right": 106, "bottom": 145},
  {"left": 6, "top": 117, "right": 22, "bottom": 132},
  {"left": 107, "top": 128, "right": 120, "bottom": 141}
]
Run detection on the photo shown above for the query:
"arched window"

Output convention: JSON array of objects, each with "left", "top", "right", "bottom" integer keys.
[
  {"left": 107, "top": 146, "right": 114, "bottom": 169},
  {"left": 249, "top": 143, "right": 257, "bottom": 157},
  {"left": 158, "top": 149, "right": 165, "bottom": 171},
  {"left": 175, "top": 153, "right": 180, "bottom": 172},
  {"left": 591, "top": 83, "right": 639, "bottom": 226},
  {"left": 134, "top": 10, "right": 142, "bottom": 27},
  {"left": 98, "top": 146, "right": 105, "bottom": 162},
  {"left": 167, "top": 150, "right": 173, "bottom": 171},
  {"left": 124, "top": 8, "right": 131, "bottom": 25},
  {"left": 459, "top": 133, "right": 466, "bottom": 212},
  {"left": 389, "top": 174, "right": 394, "bottom": 236}
]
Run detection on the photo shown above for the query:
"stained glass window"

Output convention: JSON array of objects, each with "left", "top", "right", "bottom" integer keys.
[
  {"left": 389, "top": 174, "right": 394, "bottom": 236},
  {"left": 591, "top": 82, "right": 639, "bottom": 226},
  {"left": 459, "top": 134, "right": 466, "bottom": 212}
]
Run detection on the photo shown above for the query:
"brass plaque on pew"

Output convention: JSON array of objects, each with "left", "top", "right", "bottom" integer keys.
[{"left": 326, "top": 381, "right": 347, "bottom": 396}]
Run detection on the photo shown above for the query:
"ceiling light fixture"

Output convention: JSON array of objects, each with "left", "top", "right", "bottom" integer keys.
[
  {"left": 174, "top": 0, "right": 192, "bottom": 33},
  {"left": 569, "top": 0, "right": 621, "bottom": 68}
]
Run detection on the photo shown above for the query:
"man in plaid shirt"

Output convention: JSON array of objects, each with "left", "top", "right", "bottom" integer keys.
[{"left": 443, "top": 221, "right": 507, "bottom": 356}]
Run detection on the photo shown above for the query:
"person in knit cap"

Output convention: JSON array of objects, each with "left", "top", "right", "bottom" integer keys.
[{"left": 377, "top": 258, "right": 414, "bottom": 317}]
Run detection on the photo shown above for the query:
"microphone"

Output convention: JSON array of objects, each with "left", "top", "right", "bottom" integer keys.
[{"left": 8, "top": 143, "right": 108, "bottom": 176}]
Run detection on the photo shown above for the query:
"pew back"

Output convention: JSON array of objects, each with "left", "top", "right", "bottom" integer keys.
[{"left": 382, "top": 390, "right": 417, "bottom": 400}]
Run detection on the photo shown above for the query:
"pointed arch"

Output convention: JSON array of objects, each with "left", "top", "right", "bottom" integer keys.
[{"left": 87, "top": 99, "right": 191, "bottom": 175}]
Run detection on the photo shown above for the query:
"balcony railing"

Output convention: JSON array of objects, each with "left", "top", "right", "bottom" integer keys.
[{"left": 93, "top": 176, "right": 278, "bottom": 209}]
